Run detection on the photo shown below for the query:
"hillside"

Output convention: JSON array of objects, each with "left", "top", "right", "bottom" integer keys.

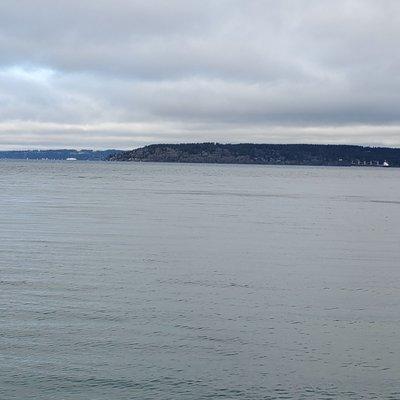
[{"left": 108, "top": 143, "right": 400, "bottom": 167}]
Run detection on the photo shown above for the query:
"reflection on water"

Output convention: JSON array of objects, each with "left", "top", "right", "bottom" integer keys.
[{"left": 1, "top": 161, "right": 400, "bottom": 399}]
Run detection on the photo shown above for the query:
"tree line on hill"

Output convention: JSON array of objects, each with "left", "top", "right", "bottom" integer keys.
[{"left": 108, "top": 143, "right": 400, "bottom": 167}]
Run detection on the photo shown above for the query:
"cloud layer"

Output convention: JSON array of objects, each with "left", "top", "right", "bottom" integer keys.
[{"left": 1, "top": 0, "right": 400, "bottom": 148}]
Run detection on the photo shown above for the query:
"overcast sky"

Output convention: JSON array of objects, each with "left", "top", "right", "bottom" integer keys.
[{"left": 1, "top": 0, "right": 399, "bottom": 149}]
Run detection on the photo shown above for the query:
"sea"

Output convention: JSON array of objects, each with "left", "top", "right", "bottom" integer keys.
[{"left": 1, "top": 160, "right": 399, "bottom": 400}]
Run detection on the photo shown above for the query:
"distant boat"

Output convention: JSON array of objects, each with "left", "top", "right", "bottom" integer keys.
[
  {"left": 66, "top": 157, "right": 77, "bottom": 161},
  {"left": 383, "top": 161, "right": 390, "bottom": 167}
]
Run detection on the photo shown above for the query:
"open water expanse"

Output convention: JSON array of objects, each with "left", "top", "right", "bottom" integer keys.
[{"left": 1, "top": 160, "right": 400, "bottom": 400}]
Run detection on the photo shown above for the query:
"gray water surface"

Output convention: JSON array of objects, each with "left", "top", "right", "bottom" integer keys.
[{"left": 1, "top": 161, "right": 399, "bottom": 399}]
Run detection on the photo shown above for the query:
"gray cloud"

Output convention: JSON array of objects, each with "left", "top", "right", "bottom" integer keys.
[{"left": 0, "top": 0, "right": 399, "bottom": 148}]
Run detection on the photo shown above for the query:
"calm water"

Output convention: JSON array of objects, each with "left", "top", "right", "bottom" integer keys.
[{"left": 1, "top": 161, "right": 400, "bottom": 400}]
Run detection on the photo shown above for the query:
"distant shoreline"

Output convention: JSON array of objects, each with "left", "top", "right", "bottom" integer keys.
[
  {"left": 1, "top": 143, "right": 399, "bottom": 167},
  {"left": 0, "top": 149, "right": 122, "bottom": 161}
]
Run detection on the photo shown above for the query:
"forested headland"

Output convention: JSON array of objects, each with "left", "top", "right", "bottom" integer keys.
[{"left": 108, "top": 143, "right": 400, "bottom": 167}]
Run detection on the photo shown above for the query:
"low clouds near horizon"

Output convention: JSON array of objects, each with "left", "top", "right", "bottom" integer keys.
[{"left": 1, "top": 0, "right": 400, "bottom": 149}]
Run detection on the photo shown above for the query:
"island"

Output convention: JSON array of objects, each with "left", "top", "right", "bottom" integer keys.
[{"left": 108, "top": 143, "right": 400, "bottom": 167}]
